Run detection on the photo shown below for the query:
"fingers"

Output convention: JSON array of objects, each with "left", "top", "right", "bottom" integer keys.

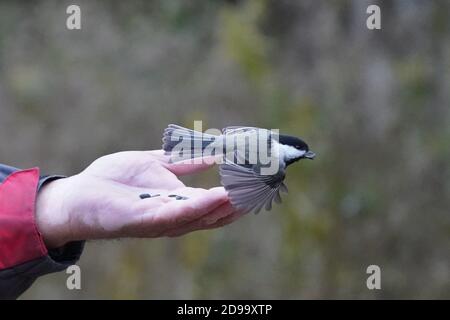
[
  {"left": 151, "top": 149, "right": 221, "bottom": 176},
  {"left": 100, "top": 150, "right": 217, "bottom": 178},
  {"left": 165, "top": 201, "right": 237, "bottom": 237},
  {"left": 137, "top": 150, "right": 217, "bottom": 176},
  {"left": 208, "top": 210, "right": 246, "bottom": 229},
  {"left": 164, "top": 161, "right": 213, "bottom": 176},
  {"left": 162, "top": 157, "right": 220, "bottom": 176},
  {"left": 86, "top": 150, "right": 216, "bottom": 177},
  {"left": 128, "top": 186, "right": 246, "bottom": 238},
  {"left": 141, "top": 187, "right": 229, "bottom": 230},
  {"left": 166, "top": 206, "right": 245, "bottom": 237}
]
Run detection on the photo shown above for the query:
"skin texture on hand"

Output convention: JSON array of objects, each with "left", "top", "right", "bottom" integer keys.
[{"left": 35, "top": 150, "right": 244, "bottom": 249}]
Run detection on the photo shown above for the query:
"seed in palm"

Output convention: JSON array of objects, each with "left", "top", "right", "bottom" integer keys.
[{"left": 139, "top": 193, "right": 161, "bottom": 200}]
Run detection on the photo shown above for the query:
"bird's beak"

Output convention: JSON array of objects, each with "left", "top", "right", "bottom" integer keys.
[{"left": 304, "top": 151, "right": 316, "bottom": 160}]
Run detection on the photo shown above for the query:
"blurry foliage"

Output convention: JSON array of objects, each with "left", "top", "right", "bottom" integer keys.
[
  {"left": 0, "top": 0, "right": 449, "bottom": 299},
  {"left": 220, "top": 0, "right": 270, "bottom": 84}
]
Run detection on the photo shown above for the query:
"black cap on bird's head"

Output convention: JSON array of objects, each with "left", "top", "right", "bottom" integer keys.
[{"left": 279, "top": 134, "right": 316, "bottom": 165}]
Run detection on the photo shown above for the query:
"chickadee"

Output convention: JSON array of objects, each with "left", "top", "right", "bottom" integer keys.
[{"left": 162, "top": 124, "right": 315, "bottom": 214}]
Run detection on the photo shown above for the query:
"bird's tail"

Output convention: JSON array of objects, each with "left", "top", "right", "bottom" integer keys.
[{"left": 162, "top": 124, "right": 220, "bottom": 159}]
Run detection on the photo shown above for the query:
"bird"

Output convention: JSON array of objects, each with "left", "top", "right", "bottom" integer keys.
[{"left": 162, "top": 124, "right": 315, "bottom": 214}]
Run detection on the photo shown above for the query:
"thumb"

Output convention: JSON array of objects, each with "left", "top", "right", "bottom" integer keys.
[
  {"left": 146, "top": 149, "right": 219, "bottom": 176},
  {"left": 163, "top": 156, "right": 219, "bottom": 176}
]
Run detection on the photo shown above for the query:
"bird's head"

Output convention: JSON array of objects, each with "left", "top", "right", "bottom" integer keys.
[{"left": 279, "top": 134, "right": 315, "bottom": 166}]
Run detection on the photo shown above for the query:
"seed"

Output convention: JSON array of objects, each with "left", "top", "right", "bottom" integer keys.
[
  {"left": 139, "top": 194, "right": 151, "bottom": 199},
  {"left": 168, "top": 194, "right": 177, "bottom": 198}
]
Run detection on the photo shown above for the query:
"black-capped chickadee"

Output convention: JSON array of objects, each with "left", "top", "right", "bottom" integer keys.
[{"left": 162, "top": 124, "right": 315, "bottom": 214}]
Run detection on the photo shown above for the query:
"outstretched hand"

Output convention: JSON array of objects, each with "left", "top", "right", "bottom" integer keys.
[{"left": 36, "top": 150, "right": 243, "bottom": 248}]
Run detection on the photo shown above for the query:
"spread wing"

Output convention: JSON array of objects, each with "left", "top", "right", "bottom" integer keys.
[{"left": 219, "top": 160, "right": 288, "bottom": 214}]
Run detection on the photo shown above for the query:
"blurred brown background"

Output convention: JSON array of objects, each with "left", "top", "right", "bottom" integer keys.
[{"left": 0, "top": 0, "right": 449, "bottom": 299}]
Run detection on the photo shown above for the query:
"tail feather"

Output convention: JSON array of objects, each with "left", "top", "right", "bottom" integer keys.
[{"left": 162, "top": 124, "right": 219, "bottom": 158}]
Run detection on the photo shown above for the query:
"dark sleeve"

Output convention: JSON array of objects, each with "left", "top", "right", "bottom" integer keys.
[{"left": 0, "top": 165, "right": 85, "bottom": 300}]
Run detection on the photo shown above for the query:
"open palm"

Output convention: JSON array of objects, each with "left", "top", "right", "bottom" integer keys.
[{"left": 37, "top": 150, "right": 243, "bottom": 247}]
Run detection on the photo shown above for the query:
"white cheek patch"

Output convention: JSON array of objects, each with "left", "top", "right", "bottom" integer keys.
[{"left": 283, "top": 145, "right": 305, "bottom": 161}]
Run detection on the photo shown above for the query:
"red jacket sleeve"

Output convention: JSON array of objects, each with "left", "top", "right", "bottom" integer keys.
[
  {"left": 0, "top": 168, "right": 48, "bottom": 269},
  {"left": 0, "top": 166, "right": 84, "bottom": 299}
]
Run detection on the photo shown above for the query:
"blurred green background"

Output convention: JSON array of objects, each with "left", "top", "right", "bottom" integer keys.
[{"left": 1, "top": 0, "right": 449, "bottom": 299}]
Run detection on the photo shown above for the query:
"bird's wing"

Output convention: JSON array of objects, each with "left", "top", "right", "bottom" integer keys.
[{"left": 219, "top": 160, "right": 288, "bottom": 214}]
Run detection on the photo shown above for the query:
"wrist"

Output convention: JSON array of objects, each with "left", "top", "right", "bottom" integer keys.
[{"left": 36, "top": 178, "right": 73, "bottom": 249}]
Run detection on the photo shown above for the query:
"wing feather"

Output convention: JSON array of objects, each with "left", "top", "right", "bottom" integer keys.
[{"left": 219, "top": 160, "right": 287, "bottom": 214}]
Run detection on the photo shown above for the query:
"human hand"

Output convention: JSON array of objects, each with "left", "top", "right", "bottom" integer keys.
[{"left": 36, "top": 150, "right": 243, "bottom": 248}]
